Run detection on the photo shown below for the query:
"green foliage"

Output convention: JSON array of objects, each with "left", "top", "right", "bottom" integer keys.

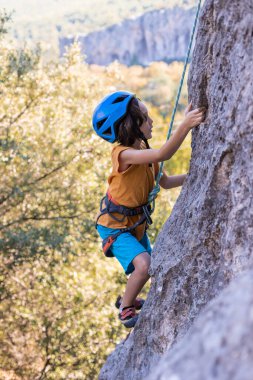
[
  {"left": 0, "top": 27, "right": 192, "bottom": 379},
  {"left": 0, "top": 9, "right": 12, "bottom": 37}
]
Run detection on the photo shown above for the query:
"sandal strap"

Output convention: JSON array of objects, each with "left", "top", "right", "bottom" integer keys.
[
  {"left": 121, "top": 307, "right": 136, "bottom": 318},
  {"left": 122, "top": 305, "right": 135, "bottom": 311}
]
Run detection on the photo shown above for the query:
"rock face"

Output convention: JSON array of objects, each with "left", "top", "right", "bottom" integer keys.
[
  {"left": 59, "top": 7, "right": 197, "bottom": 66},
  {"left": 147, "top": 270, "right": 253, "bottom": 380},
  {"left": 99, "top": 1, "right": 253, "bottom": 379}
]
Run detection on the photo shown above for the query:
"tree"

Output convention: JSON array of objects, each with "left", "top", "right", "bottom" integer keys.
[{"left": 0, "top": 11, "right": 193, "bottom": 378}]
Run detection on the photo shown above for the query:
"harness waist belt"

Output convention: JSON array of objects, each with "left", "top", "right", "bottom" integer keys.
[{"left": 104, "top": 192, "right": 151, "bottom": 216}]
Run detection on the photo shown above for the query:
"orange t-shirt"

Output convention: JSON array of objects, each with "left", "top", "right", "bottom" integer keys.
[{"left": 97, "top": 143, "right": 159, "bottom": 241}]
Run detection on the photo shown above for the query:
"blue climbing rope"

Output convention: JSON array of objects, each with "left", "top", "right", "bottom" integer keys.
[{"left": 148, "top": 0, "right": 202, "bottom": 207}]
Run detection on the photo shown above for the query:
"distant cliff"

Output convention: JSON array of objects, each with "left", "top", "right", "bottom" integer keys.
[{"left": 59, "top": 7, "right": 197, "bottom": 66}]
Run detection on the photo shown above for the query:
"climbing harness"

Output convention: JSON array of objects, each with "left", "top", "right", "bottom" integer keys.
[
  {"left": 96, "top": 0, "right": 202, "bottom": 257},
  {"left": 96, "top": 190, "right": 152, "bottom": 257}
]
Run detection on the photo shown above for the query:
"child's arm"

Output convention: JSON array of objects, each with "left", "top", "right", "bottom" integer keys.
[
  {"left": 119, "top": 103, "right": 206, "bottom": 166},
  {"left": 159, "top": 171, "right": 187, "bottom": 189}
]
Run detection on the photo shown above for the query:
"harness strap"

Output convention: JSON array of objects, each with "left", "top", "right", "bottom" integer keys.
[
  {"left": 96, "top": 190, "right": 153, "bottom": 257},
  {"left": 96, "top": 191, "right": 151, "bottom": 228},
  {"left": 106, "top": 190, "right": 148, "bottom": 215},
  {"left": 102, "top": 232, "right": 122, "bottom": 258},
  {"left": 102, "top": 213, "right": 148, "bottom": 257},
  {"left": 143, "top": 204, "right": 153, "bottom": 225}
]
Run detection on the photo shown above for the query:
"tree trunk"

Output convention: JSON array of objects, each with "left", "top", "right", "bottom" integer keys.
[{"left": 99, "top": 1, "right": 253, "bottom": 379}]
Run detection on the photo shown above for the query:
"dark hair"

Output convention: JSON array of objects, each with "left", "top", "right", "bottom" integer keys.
[{"left": 116, "top": 97, "right": 150, "bottom": 149}]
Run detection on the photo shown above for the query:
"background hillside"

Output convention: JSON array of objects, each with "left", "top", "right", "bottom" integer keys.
[
  {"left": 60, "top": 7, "right": 197, "bottom": 66},
  {"left": 2, "top": 0, "right": 196, "bottom": 58}
]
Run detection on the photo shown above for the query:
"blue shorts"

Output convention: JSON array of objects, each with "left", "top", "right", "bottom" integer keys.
[{"left": 96, "top": 224, "right": 152, "bottom": 275}]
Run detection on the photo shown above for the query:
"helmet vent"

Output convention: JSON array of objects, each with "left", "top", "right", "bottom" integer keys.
[
  {"left": 112, "top": 95, "right": 128, "bottom": 104},
  {"left": 103, "top": 127, "right": 112, "bottom": 136},
  {"left": 97, "top": 117, "right": 107, "bottom": 130}
]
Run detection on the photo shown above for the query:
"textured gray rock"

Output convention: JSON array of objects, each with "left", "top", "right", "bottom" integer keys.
[
  {"left": 99, "top": 0, "right": 253, "bottom": 379},
  {"left": 147, "top": 270, "right": 253, "bottom": 380},
  {"left": 59, "top": 7, "right": 197, "bottom": 66}
]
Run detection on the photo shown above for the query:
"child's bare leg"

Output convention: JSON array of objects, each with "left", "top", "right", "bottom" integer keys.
[{"left": 120, "top": 252, "right": 151, "bottom": 309}]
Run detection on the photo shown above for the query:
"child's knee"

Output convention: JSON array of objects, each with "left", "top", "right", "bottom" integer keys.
[{"left": 133, "top": 253, "right": 150, "bottom": 276}]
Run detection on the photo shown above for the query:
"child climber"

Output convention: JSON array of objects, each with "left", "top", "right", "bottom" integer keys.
[{"left": 92, "top": 91, "right": 206, "bottom": 328}]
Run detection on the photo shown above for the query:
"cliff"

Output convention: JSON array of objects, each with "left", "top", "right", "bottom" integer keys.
[
  {"left": 99, "top": 0, "right": 253, "bottom": 378},
  {"left": 59, "top": 7, "right": 197, "bottom": 66}
]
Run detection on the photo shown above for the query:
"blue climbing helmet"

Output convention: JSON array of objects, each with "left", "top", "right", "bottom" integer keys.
[{"left": 92, "top": 91, "right": 135, "bottom": 143}]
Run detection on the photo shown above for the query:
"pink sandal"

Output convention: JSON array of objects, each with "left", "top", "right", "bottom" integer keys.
[{"left": 118, "top": 305, "right": 139, "bottom": 328}]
